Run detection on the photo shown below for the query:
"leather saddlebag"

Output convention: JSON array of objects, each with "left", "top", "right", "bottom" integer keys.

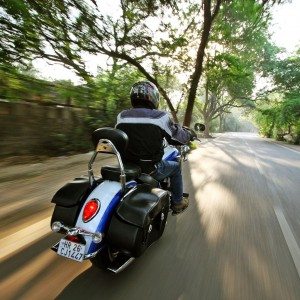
[
  {"left": 107, "top": 184, "right": 169, "bottom": 257},
  {"left": 51, "top": 177, "right": 98, "bottom": 228}
]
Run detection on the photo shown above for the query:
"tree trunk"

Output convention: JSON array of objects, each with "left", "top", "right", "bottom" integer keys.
[
  {"left": 66, "top": 96, "right": 71, "bottom": 106},
  {"left": 219, "top": 114, "right": 224, "bottom": 132},
  {"left": 203, "top": 116, "right": 211, "bottom": 138},
  {"left": 183, "top": 0, "right": 222, "bottom": 127}
]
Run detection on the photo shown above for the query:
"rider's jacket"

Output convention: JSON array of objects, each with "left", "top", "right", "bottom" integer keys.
[{"left": 116, "top": 108, "right": 191, "bottom": 167}]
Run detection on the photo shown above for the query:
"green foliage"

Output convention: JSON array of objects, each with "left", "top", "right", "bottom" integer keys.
[
  {"left": 254, "top": 97, "right": 300, "bottom": 143},
  {"left": 0, "top": 0, "right": 286, "bottom": 133},
  {"left": 0, "top": 64, "right": 147, "bottom": 156},
  {"left": 0, "top": 65, "right": 47, "bottom": 101},
  {"left": 193, "top": 0, "right": 276, "bottom": 137},
  {"left": 92, "top": 65, "right": 142, "bottom": 109},
  {"left": 206, "top": 52, "right": 255, "bottom": 99},
  {"left": 52, "top": 80, "right": 85, "bottom": 106},
  {"left": 254, "top": 105, "right": 278, "bottom": 138},
  {"left": 273, "top": 52, "right": 300, "bottom": 97},
  {"left": 254, "top": 49, "right": 300, "bottom": 144},
  {"left": 0, "top": 63, "right": 142, "bottom": 110},
  {"left": 85, "top": 65, "right": 144, "bottom": 129},
  {"left": 279, "top": 98, "right": 300, "bottom": 127},
  {"left": 0, "top": 65, "right": 91, "bottom": 106},
  {"left": 42, "top": 126, "right": 91, "bottom": 156}
]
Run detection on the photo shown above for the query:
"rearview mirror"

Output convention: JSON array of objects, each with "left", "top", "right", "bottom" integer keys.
[{"left": 194, "top": 123, "right": 205, "bottom": 132}]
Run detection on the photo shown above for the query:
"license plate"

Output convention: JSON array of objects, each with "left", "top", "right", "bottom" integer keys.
[{"left": 57, "top": 239, "right": 85, "bottom": 262}]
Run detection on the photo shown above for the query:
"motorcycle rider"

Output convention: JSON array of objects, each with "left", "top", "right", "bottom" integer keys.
[{"left": 116, "top": 81, "right": 196, "bottom": 214}]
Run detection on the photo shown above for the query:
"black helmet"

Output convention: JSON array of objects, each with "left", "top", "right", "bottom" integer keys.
[{"left": 130, "top": 81, "right": 160, "bottom": 109}]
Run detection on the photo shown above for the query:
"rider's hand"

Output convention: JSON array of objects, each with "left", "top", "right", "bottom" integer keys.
[
  {"left": 189, "top": 129, "right": 197, "bottom": 141},
  {"left": 183, "top": 126, "right": 197, "bottom": 141}
]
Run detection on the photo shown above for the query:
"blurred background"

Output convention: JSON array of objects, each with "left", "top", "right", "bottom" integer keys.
[
  {"left": 0, "top": 2, "right": 300, "bottom": 299},
  {"left": 0, "top": 0, "right": 299, "bottom": 162}
]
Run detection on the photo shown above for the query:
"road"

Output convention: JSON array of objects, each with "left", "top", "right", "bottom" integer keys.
[{"left": 1, "top": 133, "right": 300, "bottom": 300}]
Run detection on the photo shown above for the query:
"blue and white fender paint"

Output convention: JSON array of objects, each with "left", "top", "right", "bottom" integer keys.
[{"left": 76, "top": 180, "right": 137, "bottom": 255}]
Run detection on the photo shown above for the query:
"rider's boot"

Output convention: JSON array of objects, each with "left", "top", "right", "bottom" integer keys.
[{"left": 171, "top": 193, "right": 189, "bottom": 215}]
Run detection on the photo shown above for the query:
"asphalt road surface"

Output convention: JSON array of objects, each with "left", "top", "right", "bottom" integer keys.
[{"left": 1, "top": 133, "right": 300, "bottom": 300}]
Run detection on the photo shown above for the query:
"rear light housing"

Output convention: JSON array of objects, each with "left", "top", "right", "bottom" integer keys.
[
  {"left": 82, "top": 199, "right": 100, "bottom": 223},
  {"left": 65, "top": 234, "right": 86, "bottom": 245}
]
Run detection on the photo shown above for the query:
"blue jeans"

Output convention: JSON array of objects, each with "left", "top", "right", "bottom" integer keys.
[{"left": 152, "top": 160, "right": 183, "bottom": 203}]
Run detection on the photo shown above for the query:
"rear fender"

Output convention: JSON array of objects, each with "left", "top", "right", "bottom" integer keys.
[{"left": 76, "top": 180, "right": 137, "bottom": 255}]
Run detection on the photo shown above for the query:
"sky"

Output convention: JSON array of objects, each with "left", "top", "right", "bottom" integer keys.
[
  {"left": 32, "top": 0, "right": 300, "bottom": 84},
  {"left": 269, "top": 0, "right": 300, "bottom": 52}
]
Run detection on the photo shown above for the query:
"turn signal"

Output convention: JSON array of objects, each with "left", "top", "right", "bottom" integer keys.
[
  {"left": 82, "top": 199, "right": 100, "bottom": 223},
  {"left": 51, "top": 221, "right": 62, "bottom": 232}
]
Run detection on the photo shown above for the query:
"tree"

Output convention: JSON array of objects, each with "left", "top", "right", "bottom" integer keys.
[
  {"left": 273, "top": 50, "right": 300, "bottom": 97},
  {"left": 0, "top": 0, "right": 186, "bottom": 120},
  {"left": 182, "top": 0, "right": 286, "bottom": 126},
  {"left": 254, "top": 48, "right": 300, "bottom": 143},
  {"left": 183, "top": 0, "right": 222, "bottom": 126},
  {"left": 189, "top": 0, "right": 278, "bottom": 136},
  {"left": 0, "top": 0, "right": 284, "bottom": 125},
  {"left": 196, "top": 52, "right": 256, "bottom": 136},
  {"left": 0, "top": 64, "right": 54, "bottom": 101}
]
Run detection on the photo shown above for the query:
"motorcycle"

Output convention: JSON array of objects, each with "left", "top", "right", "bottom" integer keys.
[{"left": 50, "top": 126, "right": 201, "bottom": 273}]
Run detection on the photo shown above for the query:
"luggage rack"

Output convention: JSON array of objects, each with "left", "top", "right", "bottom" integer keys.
[{"left": 88, "top": 138, "right": 126, "bottom": 191}]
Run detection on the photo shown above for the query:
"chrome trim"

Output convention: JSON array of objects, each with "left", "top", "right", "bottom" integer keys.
[
  {"left": 122, "top": 185, "right": 137, "bottom": 200},
  {"left": 88, "top": 138, "right": 126, "bottom": 191},
  {"left": 92, "top": 232, "right": 103, "bottom": 243},
  {"left": 51, "top": 221, "right": 63, "bottom": 232},
  {"left": 53, "top": 223, "right": 103, "bottom": 239},
  {"left": 88, "top": 151, "right": 98, "bottom": 186},
  {"left": 107, "top": 257, "right": 135, "bottom": 274},
  {"left": 82, "top": 198, "right": 101, "bottom": 223},
  {"left": 84, "top": 249, "right": 101, "bottom": 259},
  {"left": 68, "top": 228, "right": 80, "bottom": 235}
]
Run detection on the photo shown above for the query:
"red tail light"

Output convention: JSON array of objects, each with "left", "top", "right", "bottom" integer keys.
[
  {"left": 82, "top": 199, "right": 100, "bottom": 222},
  {"left": 65, "top": 235, "right": 81, "bottom": 243}
]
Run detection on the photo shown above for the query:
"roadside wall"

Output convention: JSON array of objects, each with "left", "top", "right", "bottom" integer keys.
[{"left": 0, "top": 100, "right": 92, "bottom": 157}]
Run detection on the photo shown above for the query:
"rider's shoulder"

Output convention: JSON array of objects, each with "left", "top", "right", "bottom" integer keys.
[
  {"left": 119, "top": 108, "right": 167, "bottom": 119},
  {"left": 149, "top": 108, "right": 168, "bottom": 119}
]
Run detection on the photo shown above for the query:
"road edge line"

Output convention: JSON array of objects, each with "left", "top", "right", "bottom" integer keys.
[
  {"left": 266, "top": 140, "right": 300, "bottom": 155},
  {"left": 273, "top": 205, "right": 300, "bottom": 278}
]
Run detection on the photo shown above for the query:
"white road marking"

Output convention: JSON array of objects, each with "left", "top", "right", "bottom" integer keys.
[
  {"left": 267, "top": 140, "right": 300, "bottom": 155},
  {"left": 0, "top": 217, "right": 51, "bottom": 261},
  {"left": 273, "top": 205, "right": 300, "bottom": 277},
  {"left": 244, "top": 138, "right": 300, "bottom": 279}
]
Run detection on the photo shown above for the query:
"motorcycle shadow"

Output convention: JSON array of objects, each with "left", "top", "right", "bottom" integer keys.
[
  {"left": 57, "top": 215, "right": 220, "bottom": 300},
  {"left": 56, "top": 220, "right": 188, "bottom": 300}
]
